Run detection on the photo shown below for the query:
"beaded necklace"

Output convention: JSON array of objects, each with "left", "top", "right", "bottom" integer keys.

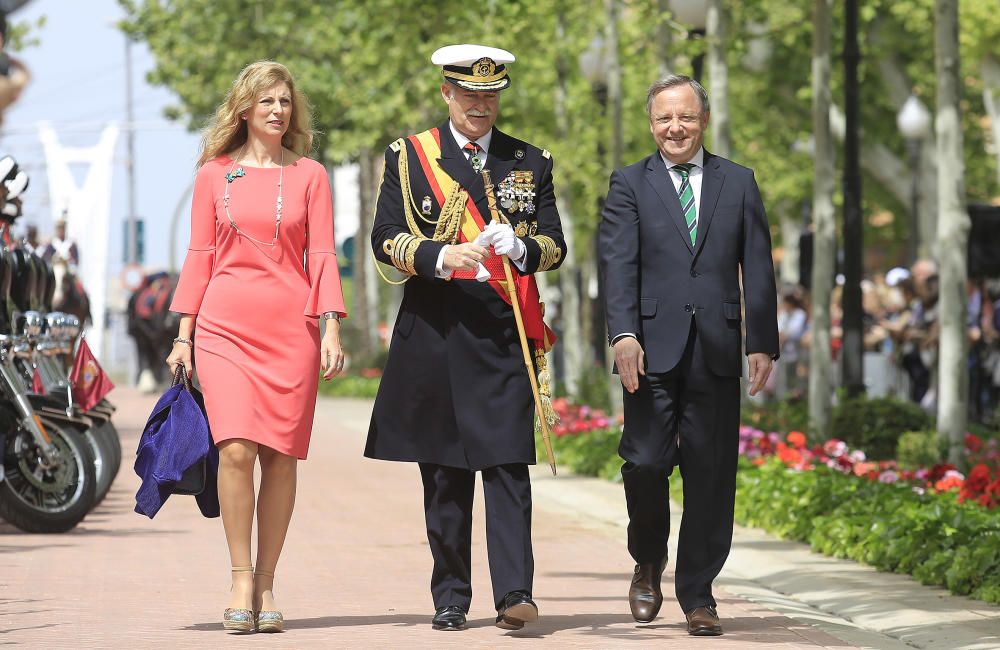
[{"left": 223, "top": 143, "right": 284, "bottom": 247}]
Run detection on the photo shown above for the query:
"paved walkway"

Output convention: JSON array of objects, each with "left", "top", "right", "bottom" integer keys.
[{"left": 0, "top": 386, "right": 994, "bottom": 648}]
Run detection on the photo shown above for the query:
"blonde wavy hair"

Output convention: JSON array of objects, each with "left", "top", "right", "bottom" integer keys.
[{"left": 198, "top": 60, "right": 314, "bottom": 166}]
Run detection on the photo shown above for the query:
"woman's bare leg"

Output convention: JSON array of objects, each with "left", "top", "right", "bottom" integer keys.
[
  {"left": 254, "top": 445, "right": 297, "bottom": 611},
  {"left": 217, "top": 439, "right": 259, "bottom": 610}
]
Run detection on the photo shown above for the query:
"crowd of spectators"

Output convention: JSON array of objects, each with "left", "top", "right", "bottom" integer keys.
[{"left": 768, "top": 260, "right": 1000, "bottom": 425}]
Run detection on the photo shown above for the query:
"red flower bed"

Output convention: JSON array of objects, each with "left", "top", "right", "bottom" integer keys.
[
  {"left": 740, "top": 424, "right": 1000, "bottom": 509},
  {"left": 550, "top": 397, "right": 623, "bottom": 437}
]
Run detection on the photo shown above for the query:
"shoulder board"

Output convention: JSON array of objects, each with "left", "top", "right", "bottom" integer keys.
[
  {"left": 389, "top": 138, "right": 403, "bottom": 153},
  {"left": 542, "top": 149, "right": 551, "bottom": 159}
]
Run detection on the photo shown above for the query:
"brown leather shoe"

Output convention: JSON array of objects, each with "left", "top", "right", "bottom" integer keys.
[
  {"left": 685, "top": 605, "right": 723, "bottom": 636},
  {"left": 628, "top": 562, "right": 664, "bottom": 623}
]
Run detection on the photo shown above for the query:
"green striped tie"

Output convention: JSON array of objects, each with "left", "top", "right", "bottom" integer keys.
[{"left": 673, "top": 163, "right": 697, "bottom": 245}]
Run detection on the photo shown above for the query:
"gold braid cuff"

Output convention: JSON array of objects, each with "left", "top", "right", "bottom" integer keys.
[
  {"left": 531, "top": 235, "right": 562, "bottom": 272},
  {"left": 383, "top": 233, "right": 421, "bottom": 275}
]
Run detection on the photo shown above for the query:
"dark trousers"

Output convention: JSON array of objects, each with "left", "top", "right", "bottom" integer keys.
[
  {"left": 419, "top": 462, "right": 533, "bottom": 612},
  {"left": 619, "top": 320, "right": 740, "bottom": 613}
]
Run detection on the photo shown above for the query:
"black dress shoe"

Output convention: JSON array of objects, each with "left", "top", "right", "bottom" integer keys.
[
  {"left": 431, "top": 605, "right": 467, "bottom": 630},
  {"left": 629, "top": 561, "right": 665, "bottom": 623},
  {"left": 495, "top": 590, "right": 538, "bottom": 630}
]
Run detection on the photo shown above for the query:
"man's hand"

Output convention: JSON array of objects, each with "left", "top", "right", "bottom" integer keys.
[
  {"left": 442, "top": 242, "right": 489, "bottom": 272},
  {"left": 747, "top": 352, "right": 773, "bottom": 396},
  {"left": 614, "top": 336, "right": 645, "bottom": 393}
]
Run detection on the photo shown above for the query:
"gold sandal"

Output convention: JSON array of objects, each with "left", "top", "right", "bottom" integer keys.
[
  {"left": 223, "top": 566, "right": 255, "bottom": 632},
  {"left": 254, "top": 568, "right": 284, "bottom": 633}
]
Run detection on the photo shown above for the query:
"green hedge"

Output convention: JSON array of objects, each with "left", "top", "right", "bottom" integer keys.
[
  {"left": 735, "top": 458, "right": 1000, "bottom": 604},
  {"left": 316, "top": 375, "right": 381, "bottom": 399},
  {"left": 741, "top": 397, "right": 811, "bottom": 435},
  {"left": 829, "top": 396, "right": 932, "bottom": 459},
  {"left": 543, "top": 427, "right": 623, "bottom": 481}
]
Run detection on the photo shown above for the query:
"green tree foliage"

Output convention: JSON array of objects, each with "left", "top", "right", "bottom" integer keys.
[{"left": 120, "top": 0, "right": 1000, "bottom": 263}]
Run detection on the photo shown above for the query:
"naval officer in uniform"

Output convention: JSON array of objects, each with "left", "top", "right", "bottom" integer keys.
[{"left": 366, "top": 44, "right": 566, "bottom": 632}]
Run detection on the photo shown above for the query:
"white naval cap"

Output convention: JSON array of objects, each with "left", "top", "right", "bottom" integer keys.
[{"left": 431, "top": 44, "right": 515, "bottom": 91}]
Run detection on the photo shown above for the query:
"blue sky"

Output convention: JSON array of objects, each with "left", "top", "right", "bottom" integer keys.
[{"left": 4, "top": 0, "right": 203, "bottom": 274}]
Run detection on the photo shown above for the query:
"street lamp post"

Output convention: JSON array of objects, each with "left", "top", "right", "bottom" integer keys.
[
  {"left": 669, "top": 0, "right": 708, "bottom": 81},
  {"left": 896, "top": 94, "right": 932, "bottom": 264},
  {"left": 842, "top": 0, "right": 865, "bottom": 397}
]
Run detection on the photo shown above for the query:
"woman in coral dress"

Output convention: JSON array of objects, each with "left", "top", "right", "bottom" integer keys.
[{"left": 166, "top": 61, "right": 346, "bottom": 633}]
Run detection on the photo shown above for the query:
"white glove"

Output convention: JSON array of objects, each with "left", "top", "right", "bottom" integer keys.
[
  {"left": 483, "top": 222, "right": 526, "bottom": 261},
  {"left": 471, "top": 231, "right": 493, "bottom": 281}
]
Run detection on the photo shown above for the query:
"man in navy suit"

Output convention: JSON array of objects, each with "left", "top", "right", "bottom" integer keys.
[{"left": 598, "top": 75, "right": 778, "bottom": 636}]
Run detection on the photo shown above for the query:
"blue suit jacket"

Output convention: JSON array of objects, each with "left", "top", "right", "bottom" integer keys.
[{"left": 134, "top": 383, "right": 219, "bottom": 518}]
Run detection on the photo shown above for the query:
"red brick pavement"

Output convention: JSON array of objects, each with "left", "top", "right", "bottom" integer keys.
[{"left": 0, "top": 386, "right": 857, "bottom": 649}]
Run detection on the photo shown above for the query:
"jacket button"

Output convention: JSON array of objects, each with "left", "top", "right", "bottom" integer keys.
[
  {"left": 684, "top": 304, "right": 692, "bottom": 312},
  {"left": 690, "top": 269, "right": 698, "bottom": 277}
]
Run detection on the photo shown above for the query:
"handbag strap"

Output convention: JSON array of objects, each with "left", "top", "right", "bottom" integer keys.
[{"left": 171, "top": 365, "right": 192, "bottom": 392}]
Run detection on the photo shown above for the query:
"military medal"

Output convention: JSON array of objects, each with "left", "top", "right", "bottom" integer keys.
[
  {"left": 421, "top": 195, "right": 433, "bottom": 216},
  {"left": 497, "top": 171, "right": 536, "bottom": 214},
  {"left": 514, "top": 220, "right": 529, "bottom": 237}
]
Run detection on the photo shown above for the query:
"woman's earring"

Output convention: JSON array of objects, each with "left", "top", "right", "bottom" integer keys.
[{"left": 240, "top": 114, "right": 247, "bottom": 120}]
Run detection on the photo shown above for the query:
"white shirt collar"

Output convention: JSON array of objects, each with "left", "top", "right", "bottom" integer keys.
[
  {"left": 449, "top": 121, "right": 493, "bottom": 155},
  {"left": 660, "top": 147, "right": 704, "bottom": 171}
]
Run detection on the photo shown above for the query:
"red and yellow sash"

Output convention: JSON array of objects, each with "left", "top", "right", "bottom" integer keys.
[{"left": 408, "top": 128, "right": 555, "bottom": 352}]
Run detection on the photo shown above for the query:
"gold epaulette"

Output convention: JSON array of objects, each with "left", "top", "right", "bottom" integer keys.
[{"left": 531, "top": 235, "right": 561, "bottom": 272}]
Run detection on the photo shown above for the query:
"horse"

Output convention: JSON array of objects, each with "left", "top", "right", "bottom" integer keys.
[
  {"left": 51, "top": 255, "right": 91, "bottom": 325},
  {"left": 126, "top": 272, "right": 179, "bottom": 393}
]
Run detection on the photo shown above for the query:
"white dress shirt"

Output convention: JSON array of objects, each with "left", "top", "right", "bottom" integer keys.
[
  {"left": 611, "top": 147, "right": 705, "bottom": 346},
  {"left": 435, "top": 121, "right": 526, "bottom": 278}
]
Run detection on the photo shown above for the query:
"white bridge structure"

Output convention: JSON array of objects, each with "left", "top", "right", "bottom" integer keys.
[{"left": 38, "top": 122, "right": 119, "bottom": 364}]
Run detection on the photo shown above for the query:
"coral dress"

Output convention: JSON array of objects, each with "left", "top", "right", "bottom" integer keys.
[{"left": 170, "top": 155, "right": 345, "bottom": 459}]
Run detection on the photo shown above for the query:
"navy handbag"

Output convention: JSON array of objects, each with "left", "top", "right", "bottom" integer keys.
[{"left": 134, "top": 365, "right": 220, "bottom": 518}]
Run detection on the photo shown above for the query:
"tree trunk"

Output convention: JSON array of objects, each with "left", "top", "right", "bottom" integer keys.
[
  {"left": 706, "top": 0, "right": 731, "bottom": 158},
  {"left": 657, "top": 0, "right": 674, "bottom": 78},
  {"left": 606, "top": 0, "right": 623, "bottom": 412},
  {"left": 554, "top": 9, "right": 584, "bottom": 399},
  {"left": 809, "top": 0, "right": 836, "bottom": 436},
  {"left": 934, "top": 0, "right": 970, "bottom": 464},
  {"left": 355, "top": 149, "right": 376, "bottom": 361},
  {"left": 777, "top": 201, "right": 800, "bottom": 286},
  {"left": 982, "top": 55, "right": 1000, "bottom": 188}
]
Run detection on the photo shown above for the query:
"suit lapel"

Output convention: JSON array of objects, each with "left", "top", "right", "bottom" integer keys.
[
  {"left": 436, "top": 120, "right": 484, "bottom": 201},
  {"left": 480, "top": 129, "right": 517, "bottom": 223},
  {"left": 644, "top": 153, "right": 694, "bottom": 254},
  {"left": 693, "top": 152, "right": 725, "bottom": 258}
]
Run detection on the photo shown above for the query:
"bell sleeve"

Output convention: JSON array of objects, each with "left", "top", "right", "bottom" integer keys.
[
  {"left": 169, "top": 166, "right": 217, "bottom": 315},
  {"left": 303, "top": 164, "right": 347, "bottom": 319}
]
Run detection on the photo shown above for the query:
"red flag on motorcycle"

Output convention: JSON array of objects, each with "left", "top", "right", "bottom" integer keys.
[
  {"left": 71, "top": 338, "right": 114, "bottom": 411},
  {"left": 31, "top": 366, "right": 46, "bottom": 394}
]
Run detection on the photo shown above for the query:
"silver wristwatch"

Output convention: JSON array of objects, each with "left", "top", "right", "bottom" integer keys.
[{"left": 322, "top": 311, "right": 341, "bottom": 322}]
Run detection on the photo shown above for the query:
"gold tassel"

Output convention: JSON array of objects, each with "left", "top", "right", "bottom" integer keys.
[{"left": 534, "top": 346, "right": 560, "bottom": 432}]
